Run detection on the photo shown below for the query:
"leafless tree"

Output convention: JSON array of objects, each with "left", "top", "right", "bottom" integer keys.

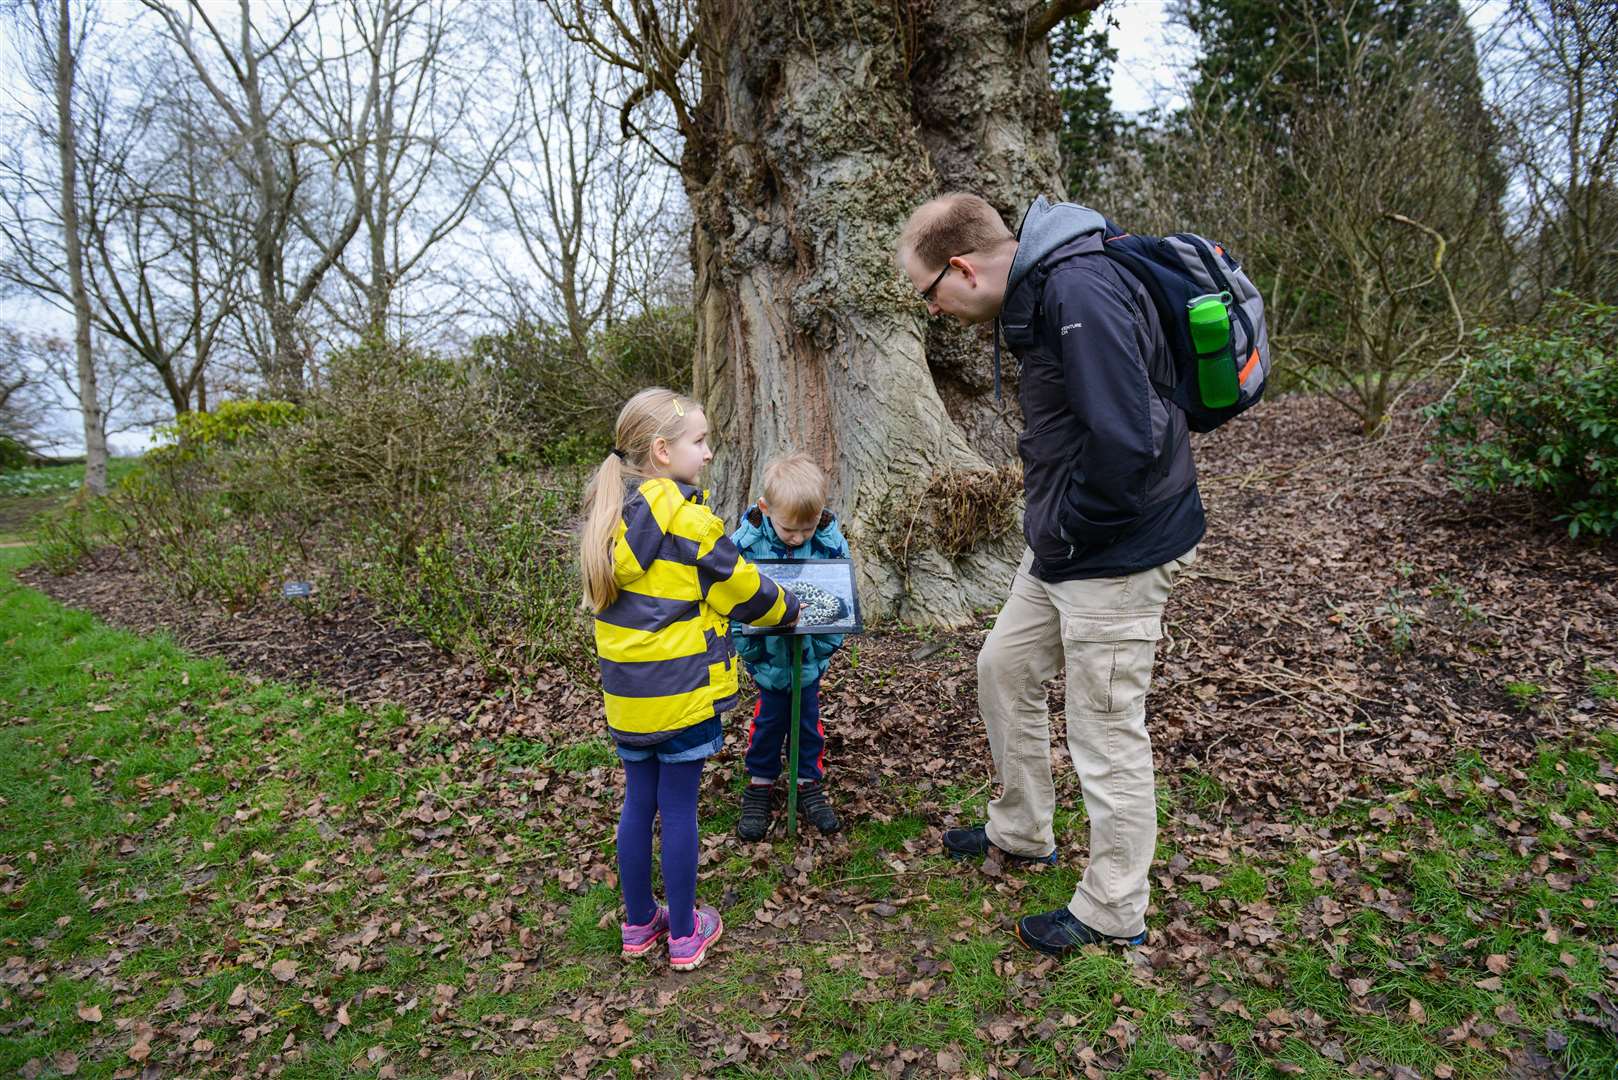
[
  {"left": 1492, "top": 0, "right": 1618, "bottom": 308},
  {"left": 143, "top": 76, "right": 257, "bottom": 413},
  {"left": 1275, "top": 6, "right": 1503, "bottom": 433},
  {"left": 0, "top": 34, "right": 253, "bottom": 421},
  {"left": 1, "top": 0, "right": 108, "bottom": 491},
  {"left": 4, "top": 325, "right": 156, "bottom": 455},
  {"left": 138, "top": 0, "right": 366, "bottom": 397},
  {"left": 487, "top": 3, "right": 679, "bottom": 425},
  {"left": 0, "top": 325, "right": 55, "bottom": 454},
  {"left": 291, "top": 0, "right": 520, "bottom": 343}
]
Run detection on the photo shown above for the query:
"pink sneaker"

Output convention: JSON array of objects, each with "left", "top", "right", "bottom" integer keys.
[
  {"left": 621, "top": 904, "right": 668, "bottom": 957},
  {"left": 667, "top": 905, "right": 723, "bottom": 971}
]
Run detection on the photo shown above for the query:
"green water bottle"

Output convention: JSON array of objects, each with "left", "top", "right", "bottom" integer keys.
[{"left": 1188, "top": 292, "right": 1239, "bottom": 409}]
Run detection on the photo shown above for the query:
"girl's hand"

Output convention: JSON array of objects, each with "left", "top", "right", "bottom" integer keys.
[{"left": 780, "top": 591, "right": 800, "bottom": 627}]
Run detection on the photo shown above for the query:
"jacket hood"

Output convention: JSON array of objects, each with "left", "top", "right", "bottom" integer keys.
[
  {"left": 1006, "top": 196, "right": 1107, "bottom": 297},
  {"left": 998, "top": 197, "right": 1111, "bottom": 368}
]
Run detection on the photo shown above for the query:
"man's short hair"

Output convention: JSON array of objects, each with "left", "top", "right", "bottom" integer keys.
[
  {"left": 762, "top": 452, "right": 828, "bottom": 524},
  {"left": 897, "top": 193, "right": 1015, "bottom": 270}
]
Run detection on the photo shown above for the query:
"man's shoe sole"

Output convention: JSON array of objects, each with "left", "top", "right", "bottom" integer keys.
[
  {"left": 945, "top": 844, "right": 1057, "bottom": 866},
  {"left": 1013, "top": 918, "right": 1146, "bottom": 956}
]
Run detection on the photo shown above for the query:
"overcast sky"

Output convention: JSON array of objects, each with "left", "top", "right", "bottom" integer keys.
[
  {"left": 1108, "top": 0, "right": 1509, "bottom": 114},
  {"left": 1109, "top": 1, "right": 1196, "bottom": 114}
]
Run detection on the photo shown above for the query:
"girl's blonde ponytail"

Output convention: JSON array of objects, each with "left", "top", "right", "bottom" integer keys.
[
  {"left": 580, "top": 451, "right": 630, "bottom": 612},
  {"left": 579, "top": 388, "right": 701, "bottom": 612}
]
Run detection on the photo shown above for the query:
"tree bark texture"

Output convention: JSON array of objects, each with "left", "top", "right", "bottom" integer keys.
[{"left": 685, "top": 0, "right": 1074, "bottom": 623}]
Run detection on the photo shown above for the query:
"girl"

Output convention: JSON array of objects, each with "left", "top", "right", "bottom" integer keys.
[{"left": 580, "top": 388, "right": 798, "bottom": 971}]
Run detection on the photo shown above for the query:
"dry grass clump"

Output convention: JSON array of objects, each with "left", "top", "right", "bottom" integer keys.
[{"left": 892, "top": 464, "right": 1022, "bottom": 562}]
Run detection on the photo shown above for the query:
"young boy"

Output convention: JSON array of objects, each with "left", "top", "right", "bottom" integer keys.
[{"left": 731, "top": 453, "right": 851, "bottom": 839}]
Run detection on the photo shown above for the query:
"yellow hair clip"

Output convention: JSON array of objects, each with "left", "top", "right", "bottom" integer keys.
[{"left": 672, "top": 399, "right": 686, "bottom": 417}]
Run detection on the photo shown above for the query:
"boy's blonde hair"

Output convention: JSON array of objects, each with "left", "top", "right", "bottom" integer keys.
[
  {"left": 896, "top": 192, "right": 1015, "bottom": 271},
  {"left": 761, "top": 452, "right": 828, "bottom": 525},
  {"left": 580, "top": 387, "right": 700, "bottom": 612}
]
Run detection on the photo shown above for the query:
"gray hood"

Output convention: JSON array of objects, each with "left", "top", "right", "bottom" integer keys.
[
  {"left": 1006, "top": 196, "right": 1107, "bottom": 295},
  {"left": 990, "top": 196, "right": 1110, "bottom": 401}
]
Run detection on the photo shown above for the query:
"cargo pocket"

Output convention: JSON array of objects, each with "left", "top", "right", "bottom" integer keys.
[{"left": 1060, "top": 614, "right": 1163, "bottom": 716}]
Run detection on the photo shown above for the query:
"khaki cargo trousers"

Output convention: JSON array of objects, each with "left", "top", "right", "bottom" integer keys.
[{"left": 979, "top": 545, "right": 1196, "bottom": 938}]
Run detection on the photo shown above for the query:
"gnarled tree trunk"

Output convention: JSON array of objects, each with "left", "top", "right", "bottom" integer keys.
[{"left": 685, "top": 1, "right": 1082, "bottom": 622}]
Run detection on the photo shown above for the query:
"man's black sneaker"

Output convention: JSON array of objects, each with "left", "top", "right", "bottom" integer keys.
[
  {"left": 797, "top": 782, "right": 841, "bottom": 834},
  {"left": 941, "top": 825, "right": 1057, "bottom": 865},
  {"left": 1014, "top": 907, "right": 1147, "bottom": 958},
  {"left": 736, "top": 783, "right": 774, "bottom": 841}
]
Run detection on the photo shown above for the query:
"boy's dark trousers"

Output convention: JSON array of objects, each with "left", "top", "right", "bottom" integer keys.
[{"left": 745, "top": 681, "right": 823, "bottom": 783}]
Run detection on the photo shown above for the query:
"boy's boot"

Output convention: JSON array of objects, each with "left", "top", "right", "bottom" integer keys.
[
  {"left": 736, "top": 782, "right": 774, "bottom": 841},
  {"left": 797, "top": 781, "right": 841, "bottom": 834}
]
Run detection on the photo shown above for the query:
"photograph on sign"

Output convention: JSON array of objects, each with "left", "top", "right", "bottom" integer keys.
[{"left": 740, "top": 558, "right": 862, "bottom": 636}]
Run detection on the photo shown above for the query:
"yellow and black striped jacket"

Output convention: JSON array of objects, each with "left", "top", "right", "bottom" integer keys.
[{"left": 595, "top": 477, "right": 798, "bottom": 743}]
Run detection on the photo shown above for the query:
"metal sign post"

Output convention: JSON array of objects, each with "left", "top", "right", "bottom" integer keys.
[
  {"left": 737, "top": 557, "right": 862, "bottom": 843},
  {"left": 786, "top": 635, "right": 804, "bottom": 837}
]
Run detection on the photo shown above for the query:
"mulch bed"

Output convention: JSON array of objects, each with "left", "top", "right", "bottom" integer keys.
[{"left": 24, "top": 393, "right": 1614, "bottom": 808}]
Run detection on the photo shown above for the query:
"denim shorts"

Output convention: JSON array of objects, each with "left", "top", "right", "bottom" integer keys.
[{"left": 614, "top": 714, "right": 723, "bottom": 764}]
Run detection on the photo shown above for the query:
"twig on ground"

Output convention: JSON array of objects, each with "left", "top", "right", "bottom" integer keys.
[
  {"left": 825, "top": 869, "right": 944, "bottom": 888},
  {"left": 949, "top": 779, "right": 992, "bottom": 809}
]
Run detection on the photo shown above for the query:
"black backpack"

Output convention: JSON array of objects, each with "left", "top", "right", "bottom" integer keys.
[
  {"left": 1099, "top": 229, "right": 1271, "bottom": 433},
  {"left": 994, "top": 198, "right": 1271, "bottom": 434}
]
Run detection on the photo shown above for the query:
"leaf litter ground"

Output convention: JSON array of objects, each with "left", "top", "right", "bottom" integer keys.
[{"left": 5, "top": 393, "right": 1616, "bottom": 1079}]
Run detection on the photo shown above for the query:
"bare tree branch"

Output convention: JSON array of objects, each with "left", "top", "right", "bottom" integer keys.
[{"left": 1024, "top": 0, "right": 1103, "bottom": 45}]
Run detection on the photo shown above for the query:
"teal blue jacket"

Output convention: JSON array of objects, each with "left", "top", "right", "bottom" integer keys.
[{"left": 730, "top": 507, "right": 851, "bottom": 692}]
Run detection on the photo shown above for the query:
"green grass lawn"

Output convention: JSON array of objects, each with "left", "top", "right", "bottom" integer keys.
[
  {"left": 0, "top": 460, "right": 144, "bottom": 540},
  {"left": 2, "top": 546, "right": 1615, "bottom": 1078}
]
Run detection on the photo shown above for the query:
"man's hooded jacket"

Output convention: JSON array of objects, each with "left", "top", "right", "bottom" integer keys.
[{"left": 999, "top": 197, "right": 1205, "bottom": 581}]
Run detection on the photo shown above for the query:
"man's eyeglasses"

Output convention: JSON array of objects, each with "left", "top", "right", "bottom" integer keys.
[{"left": 919, "top": 260, "right": 954, "bottom": 304}]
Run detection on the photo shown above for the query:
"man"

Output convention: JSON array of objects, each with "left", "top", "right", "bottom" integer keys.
[{"left": 896, "top": 193, "right": 1203, "bottom": 957}]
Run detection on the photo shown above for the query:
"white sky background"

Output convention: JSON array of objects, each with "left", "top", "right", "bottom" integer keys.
[
  {"left": 1108, "top": 0, "right": 1197, "bottom": 115},
  {"left": 3, "top": 0, "right": 1515, "bottom": 455},
  {"left": 1106, "top": 0, "right": 1509, "bottom": 115}
]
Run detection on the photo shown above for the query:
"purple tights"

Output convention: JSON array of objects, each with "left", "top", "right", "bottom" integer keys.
[{"left": 617, "top": 757, "right": 703, "bottom": 939}]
